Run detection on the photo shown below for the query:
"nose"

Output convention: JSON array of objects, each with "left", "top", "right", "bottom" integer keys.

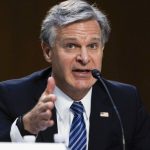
[{"left": 76, "top": 48, "right": 90, "bottom": 65}]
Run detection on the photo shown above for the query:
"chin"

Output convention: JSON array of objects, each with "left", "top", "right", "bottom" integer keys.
[{"left": 74, "top": 82, "right": 94, "bottom": 91}]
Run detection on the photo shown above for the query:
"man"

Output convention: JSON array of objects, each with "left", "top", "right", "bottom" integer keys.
[{"left": 0, "top": 0, "right": 150, "bottom": 149}]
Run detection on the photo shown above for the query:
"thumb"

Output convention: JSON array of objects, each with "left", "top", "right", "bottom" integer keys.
[{"left": 45, "top": 76, "right": 55, "bottom": 94}]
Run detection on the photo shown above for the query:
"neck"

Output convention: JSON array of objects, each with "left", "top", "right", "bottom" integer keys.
[{"left": 58, "top": 86, "right": 90, "bottom": 101}]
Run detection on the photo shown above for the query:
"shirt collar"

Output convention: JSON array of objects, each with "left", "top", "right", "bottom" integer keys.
[{"left": 54, "top": 86, "right": 92, "bottom": 121}]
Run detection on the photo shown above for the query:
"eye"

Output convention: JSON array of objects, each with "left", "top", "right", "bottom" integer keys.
[
  {"left": 65, "top": 43, "right": 77, "bottom": 49},
  {"left": 88, "top": 43, "right": 98, "bottom": 49}
]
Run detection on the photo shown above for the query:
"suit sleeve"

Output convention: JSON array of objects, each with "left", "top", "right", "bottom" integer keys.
[
  {"left": 132, "top": 88, "right": 150, "bottom": 149},
  {"left": 0, "top": 83, "right": 12, "bottom": 141}
]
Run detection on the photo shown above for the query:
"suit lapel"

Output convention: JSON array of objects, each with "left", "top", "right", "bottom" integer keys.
[{"left": 88, "top": 81, "right": 122, "bottom": 150}]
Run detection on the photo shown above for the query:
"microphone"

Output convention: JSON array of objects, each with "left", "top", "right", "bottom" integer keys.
[{"left": 91, "top": 69, "right": 125, "bottom": 150}]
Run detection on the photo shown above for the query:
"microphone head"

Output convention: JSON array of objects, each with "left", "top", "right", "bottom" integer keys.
[{"left": 91, "top": 69, "right": 101, "bottom": 79}]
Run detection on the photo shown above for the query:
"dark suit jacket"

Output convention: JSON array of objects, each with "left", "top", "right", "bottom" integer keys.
[{"left": 0, "top": 68, "right": 150, "bottom": 150}]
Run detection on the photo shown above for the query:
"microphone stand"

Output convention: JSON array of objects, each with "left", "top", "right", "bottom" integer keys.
[{"left": 92, "top": 69, "right": 126, "bottom": 150}]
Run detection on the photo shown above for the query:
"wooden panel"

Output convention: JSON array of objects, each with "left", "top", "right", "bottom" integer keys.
[{"left": 0, "top": 0, "right": 150, "bottom": 110}]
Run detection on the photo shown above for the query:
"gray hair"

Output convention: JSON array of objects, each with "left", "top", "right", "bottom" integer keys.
[{"left": 40, "top": 0, "right": 111, "bottom": 47}]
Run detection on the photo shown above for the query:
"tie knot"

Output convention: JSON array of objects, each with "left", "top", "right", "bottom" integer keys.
[{"left": 70, "top": 101, "right": 84, "bottom": 116}]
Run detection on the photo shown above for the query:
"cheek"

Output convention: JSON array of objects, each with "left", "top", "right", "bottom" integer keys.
[
  {"left": 91, "top": 52, "right": 103, "bottom": 67},
  {"left": 59, "top": 54, "right": 71, "bottom": 67},
  {"left": 52, "top": 53, "right": 72, "bottom": 73}
]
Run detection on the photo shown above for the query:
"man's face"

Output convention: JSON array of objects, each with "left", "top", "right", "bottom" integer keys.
[{"left": 44, "top": 20, "right": 104, "bottom": 100}]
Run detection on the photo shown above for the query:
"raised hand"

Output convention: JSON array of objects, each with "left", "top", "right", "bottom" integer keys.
[{"left": 22, "top": 76, "right": 56, "bottom": 134}]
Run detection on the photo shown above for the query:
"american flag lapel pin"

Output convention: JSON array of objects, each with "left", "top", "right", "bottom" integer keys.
[{"left": 100, "top": 112, "right": 109, "bottom": 117}]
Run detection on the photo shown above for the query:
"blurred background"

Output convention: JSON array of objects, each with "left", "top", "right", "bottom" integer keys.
[{"left": 0, "top": 0, "right": 150, "bottom": 111}]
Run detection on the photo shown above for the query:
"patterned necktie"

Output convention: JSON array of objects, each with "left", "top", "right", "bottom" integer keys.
[{"left": 69, "top": 101, "right": 87, "bottom": 150}]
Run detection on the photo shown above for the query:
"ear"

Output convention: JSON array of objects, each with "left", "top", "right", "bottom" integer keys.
[
  {"left": 41, "top": 41, "right": 52, "bottom": 63},
  {"left": 102, "top": 45, "right": 105, "bottom": 51},
  {"left": 101, "top": 46, "right": 105, "bottom": 59}
]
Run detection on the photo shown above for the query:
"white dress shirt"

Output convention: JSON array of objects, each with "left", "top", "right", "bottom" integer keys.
[
  {"left": 54, "top": 86, "right": 92, "bottom": 148},
  {"left": 10, "top": 86, "right": 92, "bottom": 148}
]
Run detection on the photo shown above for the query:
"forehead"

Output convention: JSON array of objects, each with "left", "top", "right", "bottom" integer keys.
[{"left": 56, "top": 19, "right": 101, "bottom": 40}]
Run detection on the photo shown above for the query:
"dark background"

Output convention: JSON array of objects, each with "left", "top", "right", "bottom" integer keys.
[{"left": 0, "top": 0, "right": 150, "bottom": 111}]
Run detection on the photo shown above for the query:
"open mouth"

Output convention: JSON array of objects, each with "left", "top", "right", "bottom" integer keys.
[
  {"left": 72, "top": 69, "right": 92, "bottom": 78},
  {"left": 72, "top": 69, "right": 91, "bottom": 73}
]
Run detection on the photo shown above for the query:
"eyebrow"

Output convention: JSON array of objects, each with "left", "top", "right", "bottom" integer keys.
[{"left": 90, "top": 37, "right": 101, "bottom": 41}]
